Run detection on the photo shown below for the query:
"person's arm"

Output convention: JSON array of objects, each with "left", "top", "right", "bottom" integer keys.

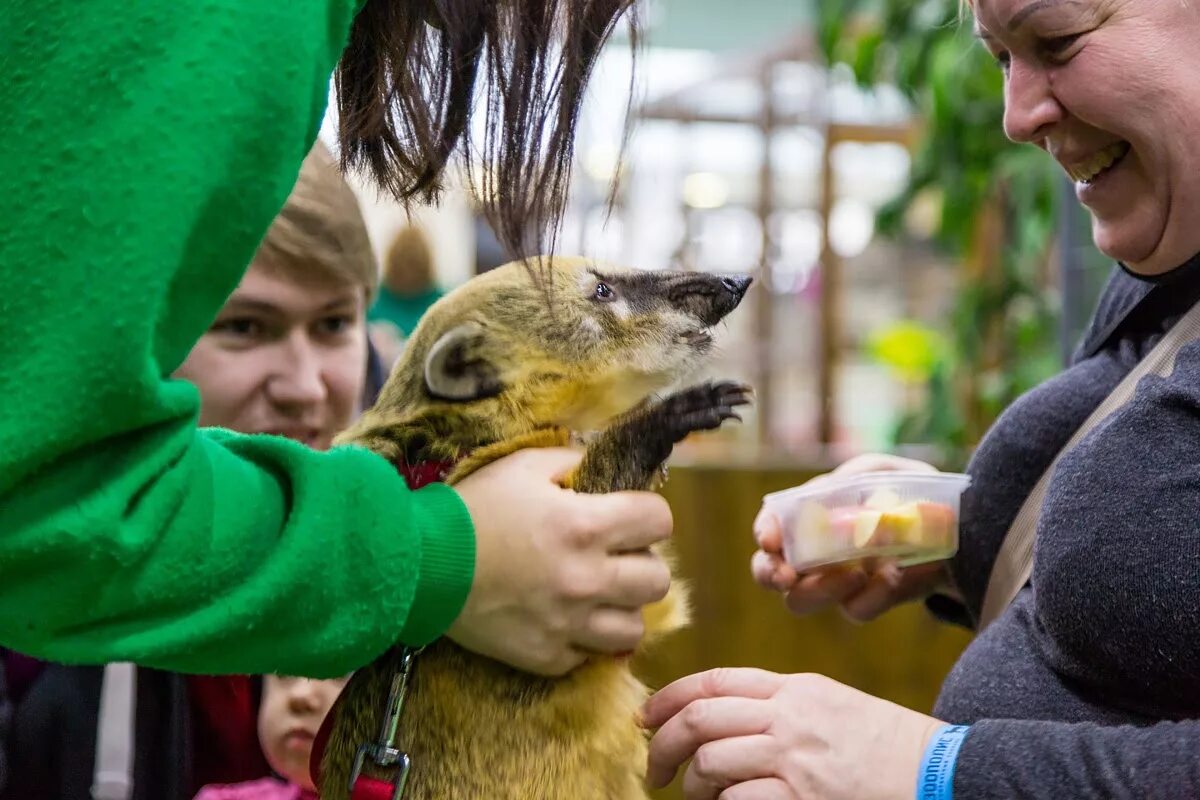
[
  {"left": 0, "top": 0, "right": 473, "bottom": 678},
  {"left": 952, "top": 718, "right": 1200, "bottom": 799}
]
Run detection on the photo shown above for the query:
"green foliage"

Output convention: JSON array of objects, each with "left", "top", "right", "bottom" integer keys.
[{"left": 819, "top": 0, "right": 1063, "bottom": 450}]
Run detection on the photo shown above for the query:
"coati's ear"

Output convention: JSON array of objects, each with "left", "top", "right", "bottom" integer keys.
[{"left": 423, "top": 321, "right": 504, "bottom": 401}]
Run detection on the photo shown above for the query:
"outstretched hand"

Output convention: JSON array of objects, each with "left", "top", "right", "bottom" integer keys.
[
  {"left": 751, "top": 454, "right": 957, "bottom": 622},
  {"left": 642, "top": 668, "right": 945, "bottom": 800}
]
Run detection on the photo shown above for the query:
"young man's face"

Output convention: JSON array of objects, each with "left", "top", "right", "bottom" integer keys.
[{"left": 174, "top": 263, "right": 368, "bottom": 450}]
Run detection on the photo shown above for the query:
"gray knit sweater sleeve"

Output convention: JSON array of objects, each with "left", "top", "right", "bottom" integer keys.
[
  {"left": 955, "top": 719, "right": 1200, "bottom": 799},
  {"left": 929, "top": 260, "right": 1200, "bottom": 798}
]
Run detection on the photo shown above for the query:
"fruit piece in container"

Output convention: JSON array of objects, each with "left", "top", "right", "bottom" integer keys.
[
  {"left": 796, "top": 500, "right": 830, "bottom": 536},
  {"left": 875, "top": 502, "right": 920, "bottom": 545},
  {"left": 793, "top": 501, "right": 837, "bottom": 558},
  {"left": 827, "top": 506, "right": 862, "bottom": 548},
  {"left": 864, "top": 488, "right": 902, "bottom": 510},
  {"left": 916, "top": 501, "right": 957, "bottom": 547},
  {"left": 853, "top": 509, "right": 884, "bottom": 547}
]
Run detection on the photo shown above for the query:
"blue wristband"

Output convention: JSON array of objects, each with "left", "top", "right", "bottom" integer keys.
[{"left": 916, "top": 724, "right": 970, "bottom": 800}]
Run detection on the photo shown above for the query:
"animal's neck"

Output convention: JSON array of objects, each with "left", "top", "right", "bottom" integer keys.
[{"left": 392, "top": 372, "right": 659, "bottom": 466}]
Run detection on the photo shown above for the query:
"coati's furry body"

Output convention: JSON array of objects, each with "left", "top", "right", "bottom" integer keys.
[{"left": 317, "top": 256, "right": 751, "bottom": 799}]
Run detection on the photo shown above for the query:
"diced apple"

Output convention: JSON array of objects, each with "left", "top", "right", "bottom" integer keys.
[
  {"left": 878, "top": 502, "right": 922, "bottom": 545},
  {"left": 853, "top": 509, "right": 884, "bottom": 547},
  {"left": 792, "top": 501, "right": 836, "bottom": 558},
  {"left": 827, "top": 506, "right": 862, "bottom": 547},
  {"left": 916, "top": 501, "right": 957, "bottom": 547},
  {"left": 795, "top": 501, "right": 830, "bottom": 538},
  {"left": 864, "top": 488, "right": 902, "bottom": 511}
]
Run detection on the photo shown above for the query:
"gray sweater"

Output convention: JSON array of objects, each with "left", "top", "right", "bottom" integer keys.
[{"left": 931, "top": 261, "right": 1200, "bottom": 798}]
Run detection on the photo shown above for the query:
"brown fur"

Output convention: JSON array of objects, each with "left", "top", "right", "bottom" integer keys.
[{"left": 319, "top": 256, "right": 751, "bottom": 799}]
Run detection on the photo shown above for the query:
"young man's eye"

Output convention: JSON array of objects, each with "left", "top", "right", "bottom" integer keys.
[
  {"left": 318, "top": 315, "right": 356, "bottom": 335},
  {"left": 211, "top": 317, "right": 264, "bottom": 338}
]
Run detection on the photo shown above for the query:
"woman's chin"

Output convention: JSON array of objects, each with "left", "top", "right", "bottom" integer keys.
[{"left": 1092, "top": 219, "right": 1177, "bottom": 276}]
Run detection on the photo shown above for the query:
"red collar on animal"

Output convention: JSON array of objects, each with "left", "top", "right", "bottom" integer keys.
[
  {"left": 310, "top": 684, "right": 406, "bottom": 800},
  {"left": 395, "top": 457, "right": 458, "bottom": 490}
]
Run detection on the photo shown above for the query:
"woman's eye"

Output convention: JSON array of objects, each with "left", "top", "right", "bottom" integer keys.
[
  {"left": 992, "top": 49, "right": 1012, "bottom": 72},
  {"left": 594, "top": 282, "right": 615, "bottom": 301},
  {"left": 1042, "top": 33, "right": 1082, "bottom": 57}
]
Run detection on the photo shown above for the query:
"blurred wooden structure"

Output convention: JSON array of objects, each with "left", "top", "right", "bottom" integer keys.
[
  {"left": 637, "top": 31, "right": 919, "bottom": 450},
  {"left": 637, "top": 464, "right": 974, "bottom": 799}
]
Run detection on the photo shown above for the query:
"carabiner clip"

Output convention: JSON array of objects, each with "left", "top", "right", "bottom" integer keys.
[{"left": 346, "top": 645, "right": 422, "bottom": 800}]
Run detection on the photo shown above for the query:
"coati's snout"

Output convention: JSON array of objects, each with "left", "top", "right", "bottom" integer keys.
[
  {"left": 580, "top": 268, "right": 751, "bottom": 367},
  {"left": 668, "top": 273, "right": 752, "bottom": 338},
  {"left": 693, "top": 274, "right": 752, "bottom": 327}
]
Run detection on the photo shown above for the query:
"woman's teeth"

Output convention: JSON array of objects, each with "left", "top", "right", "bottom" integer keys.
[{"left": 1067, "top": 141, "right": 1131, "bottom": 184}]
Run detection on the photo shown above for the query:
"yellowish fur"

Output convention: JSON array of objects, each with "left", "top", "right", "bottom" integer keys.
[{"left": 319, "top": 257, "right": 746, "bottom": 799}]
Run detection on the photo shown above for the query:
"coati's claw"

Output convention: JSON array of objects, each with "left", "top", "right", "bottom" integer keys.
[{"left": 654, "top": 380, "right": 754, "bottom": 442}]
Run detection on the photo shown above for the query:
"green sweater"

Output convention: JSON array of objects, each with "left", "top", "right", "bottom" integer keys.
[
  {"left": 369, "top": 286, "right": 447, "bottom": 337},
  {"left": 0, "top": 0, "right": 474, "bottom": 678}
]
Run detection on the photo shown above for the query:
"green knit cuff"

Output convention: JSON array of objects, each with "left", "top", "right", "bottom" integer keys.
[{"left": 397, "top": 482, "right": 476, "bottom": 646}]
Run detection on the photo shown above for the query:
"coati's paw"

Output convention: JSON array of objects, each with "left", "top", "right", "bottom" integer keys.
[{"left": 653, "top": 381, "right": 753, "bottom": 442}]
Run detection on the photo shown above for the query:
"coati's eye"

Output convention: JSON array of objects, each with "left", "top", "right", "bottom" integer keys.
[{"left": 593, "top": 282, "right": 616, "bottom": 302}]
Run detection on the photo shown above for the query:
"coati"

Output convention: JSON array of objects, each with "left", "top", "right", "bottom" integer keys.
[{"left": 314, "top": 255, "right": 753, "bottom": 800}]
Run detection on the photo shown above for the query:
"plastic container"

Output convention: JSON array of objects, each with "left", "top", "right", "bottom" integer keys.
[{"left": 762, "top": 471, "right": 971, "bottom": 573}]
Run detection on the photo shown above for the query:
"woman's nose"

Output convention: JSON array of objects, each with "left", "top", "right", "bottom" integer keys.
[{"left": 1003, "top": 59, "right": 1065, "bottom": 143}]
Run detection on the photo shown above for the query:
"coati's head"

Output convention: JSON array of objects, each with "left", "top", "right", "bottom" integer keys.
[{"left": 366, "top": 256, "right": 750, "bottom": 434}]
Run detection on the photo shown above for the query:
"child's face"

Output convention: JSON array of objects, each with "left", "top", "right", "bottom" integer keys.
[
  {"left": 257, "top": 674, "right": 349, "bottom": 790},
  {"left": 174, "top": 263, "right": 368, "bottom": 450}
]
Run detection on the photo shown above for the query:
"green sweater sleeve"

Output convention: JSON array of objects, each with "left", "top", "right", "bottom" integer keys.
[{"left": 0, "top": 1, "right": 474, "bottom": 677}]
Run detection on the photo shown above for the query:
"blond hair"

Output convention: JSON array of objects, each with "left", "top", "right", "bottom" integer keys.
[
  {"left": 382, "top": 224, "right": 436, "bottom": 296},
  {"left": 254, "top": 142, "right": 379, "bottom": 302}
]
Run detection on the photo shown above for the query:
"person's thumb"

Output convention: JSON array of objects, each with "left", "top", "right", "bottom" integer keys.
[{"left": 512, "top": 446, "right": 585, "bottom": 483}]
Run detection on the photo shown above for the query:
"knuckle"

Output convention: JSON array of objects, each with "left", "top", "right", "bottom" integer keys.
[
  {"left": 556, "top": 565, "right": 600, "bottom": 603},
  {"left": 619, "top": 614, "right": 646, "bottom": 648},
  {"left": 842, "top": 602, "right": 877, "bottom": 623},
  {"left": 650, "top": 565, "right": 672, "bottom": 601},
  {"left": 540, "top": 614, "right": 570, "bottom": 643},
  {"left": 787, "top": 672, "right": 829, "bottom": 698},
  {"left": 781, "top": 748, "right": 815, "bottom": 786},
  {"left": 785, "top": 589, "right": 823, "bottom": 616},
  {"left": 699, "top": 667, "right": 738, "bottom": 698},
  {"left": 570, "top": 515, "right": 604, "bottom": 549},
  {"left": 682, "top": 699, "right": 713, "bottom": 733},
  {"left": 691, "top": 743, "right": 720, "bottom": 780},
  {"left": 640, "top": 494, "right": 674, "bottom": 537}
]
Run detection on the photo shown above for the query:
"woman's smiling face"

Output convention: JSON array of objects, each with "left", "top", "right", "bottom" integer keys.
[{"left": 974, "top": 0, "right": 1200, "bottom": 275}]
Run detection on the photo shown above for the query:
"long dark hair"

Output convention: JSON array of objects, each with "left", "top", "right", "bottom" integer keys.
[{"left": 336, "top": 0, "right": 638, "bottom": 260}]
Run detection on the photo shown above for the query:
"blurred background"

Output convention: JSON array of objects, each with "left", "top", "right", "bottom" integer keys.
[{"left": 323, "top": 2, "right": 1111, "bottom": 796}]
